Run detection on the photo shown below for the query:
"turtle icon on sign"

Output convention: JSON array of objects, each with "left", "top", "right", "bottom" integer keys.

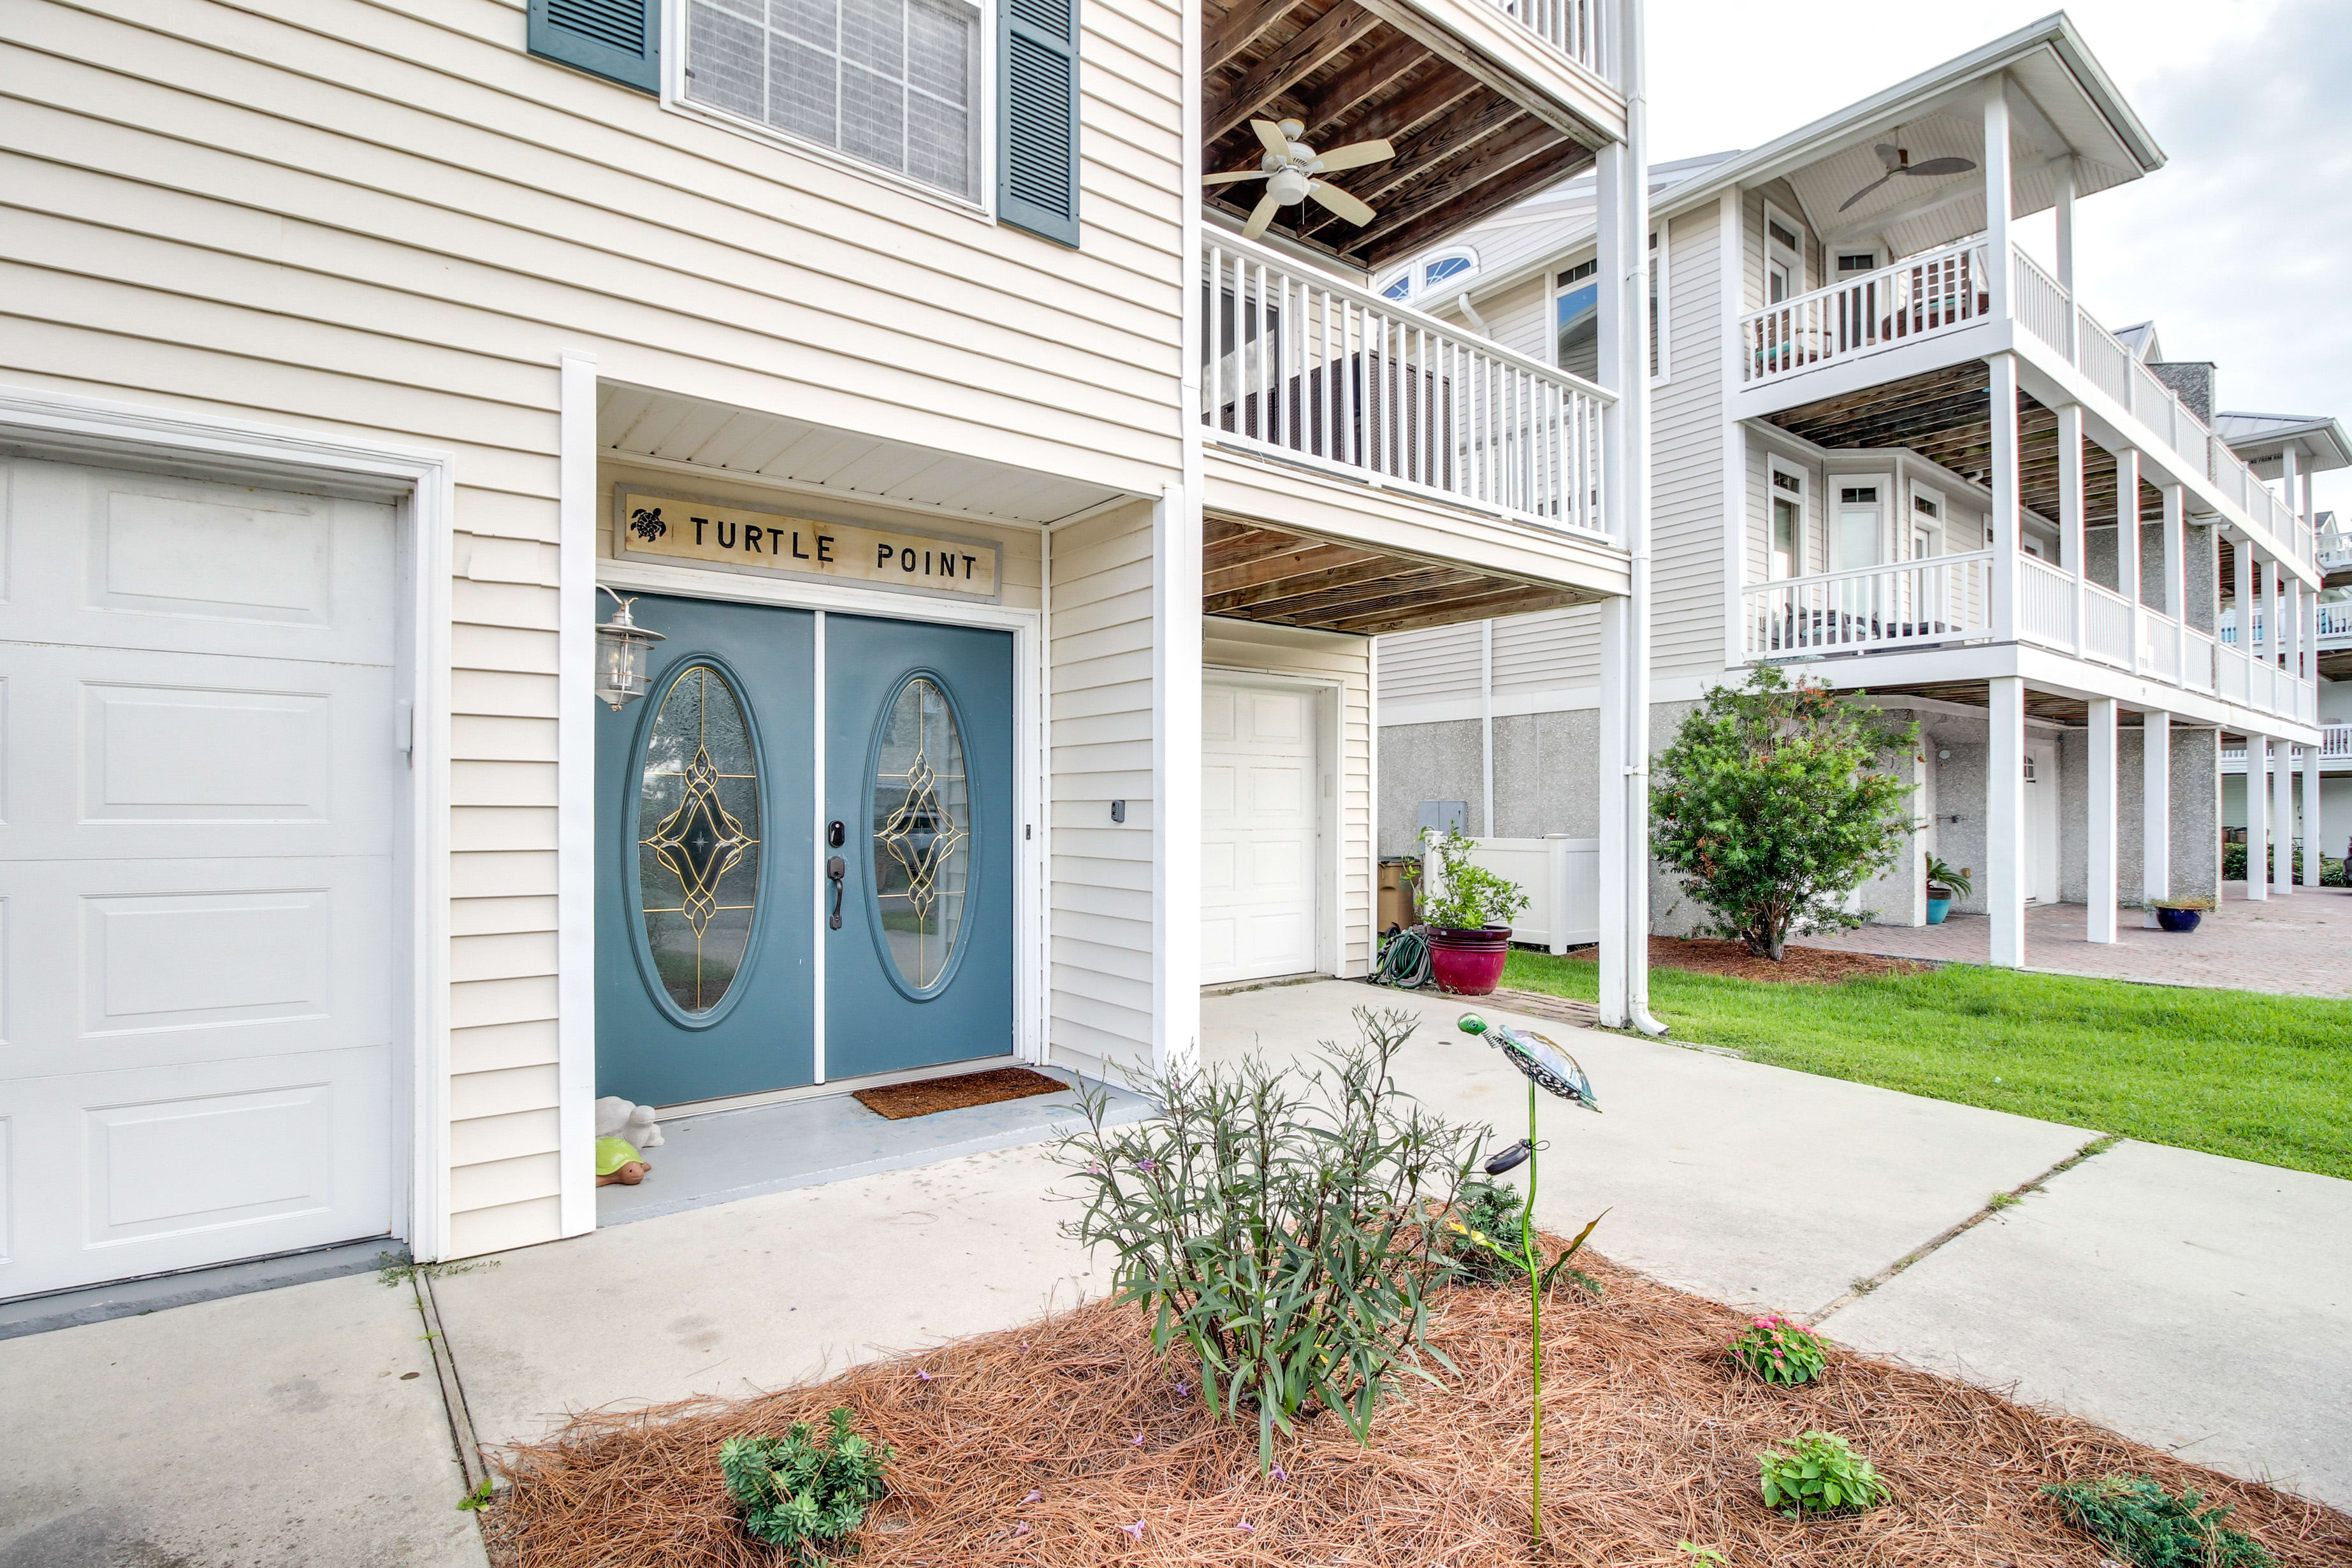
[{"left": 629, "top": 507, "right": 667, "bottom": 542}]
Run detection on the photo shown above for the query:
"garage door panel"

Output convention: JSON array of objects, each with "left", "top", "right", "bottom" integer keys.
[
  {"left": 0, "top": 644, "right": 395, "bottom": 860},
  {"left": 1200, "top": 679, "right": 1319, "bottom": 985},
  {"left": 1201, "top": 761, "right": 1238, "bottom": 819},
  {"left": 0, "top": 459, "right": 396, "bottom": 1294},
  {"left": 2, "top": 461, "right": 393, "bottom": 663},
  {"left": 1247, "top": 691, "right": 1305, "bottom": 742},
  {"left": 1247, "top": 764, "right": 1302, "bottom": 817},
  {"left": 0, "top": 856, "right": 389, "bottom": 1078},
  {"left": 0, "top": 1045, "right": 389, "bottom": 1298}
]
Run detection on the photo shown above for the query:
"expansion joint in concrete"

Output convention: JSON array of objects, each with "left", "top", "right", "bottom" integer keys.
[
  {"left": 1806, "top": 1134, "right": 2123, "bottom": 1325},
  {"left": 414, "top": 1272, "right": 491, "bottom": 1500}
]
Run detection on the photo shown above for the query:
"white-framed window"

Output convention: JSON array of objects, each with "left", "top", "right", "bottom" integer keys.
[
  {"left": 1910, "top": 484, "right": 1945, "bottom": 560},
  {"left": 675, "top": 0, "right": 987, "bottom": 207},
  {"left": 1555, "top": 256, "right": 1599, "bottom": 380},
  {"left": 1768, "top": 459, "right": 1806, "bottom": 579},
  {"left": 1834, "top": 248, "right": 1880, "bottom": 280},
  {"left": 1763, "top": 201, "right": 1806, "bottom": 305},
  {"left": 1374, "top": 248, "right": 1481, "bottom": 305},
  {"left": 1833, "top": 479, "right": 1888, "bottom": 571},
  {"left": 1648, "top": 228, "right": 1669, "bottom": 382}
]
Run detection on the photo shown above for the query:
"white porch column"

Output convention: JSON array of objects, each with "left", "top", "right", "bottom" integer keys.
[
  {"left": 2054, "top": 156, "right": 2077, "bottom": 359},
  {"left": 2058, "top": 403, "right": 2086, "bottom": 655},
  {"left": 2160, "top": 475, "right": 2184, "bottom": 621},
  {"left": 1983, "top": 80, "right": 2012, "bottom": 321},
  {"left": 2087, "top": 696, "right": 2119, "bottom": 942},
  {"left": 2269, "top": 729, "right": 2295, "bottom": 892},
  {"left": 1987, "top": 675, "right": 2028, "bottom": 967},
  {"left": 1151, "top": 482, "right": 1203, "bottom": 1075},
  {"left": 2142, "top": 708, "right": 2171, "bottom": 913},
  {"left": 2233, "top": 534, "right": 2254, "bottom": 648},
  {"left": 2306, "top": 730, "right": 2327, "bottom": 887},
  {"left": 2245, "top": 732, "right": 2269, "bottom": 900},
  {"left": 1989, "top": 354, "right": 2022, "bottom": 642}
]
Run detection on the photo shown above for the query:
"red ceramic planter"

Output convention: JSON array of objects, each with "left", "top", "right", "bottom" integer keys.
[{"left": 1427, "top": 926, "right": 1511, "bottom": 994}]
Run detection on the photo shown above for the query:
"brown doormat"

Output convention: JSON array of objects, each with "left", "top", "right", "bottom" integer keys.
[{"left": 852, "top": 1066, "right": 1073, "bottom": 1121}]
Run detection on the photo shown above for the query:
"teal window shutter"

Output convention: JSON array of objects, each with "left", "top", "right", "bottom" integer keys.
[
  {"left": 999, "top": 0, "right": 1081, "bottom": 246},
  {"left": 530, "top": 0, "right": 661, "bottom": 95}
]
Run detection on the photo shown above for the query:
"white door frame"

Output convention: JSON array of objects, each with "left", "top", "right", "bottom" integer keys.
[
  {"left": 0, "top": 383, "right": 454, "bottom": 1264},
  {"left": 1201, "top": 665, "right": 1342, "bottom": 978},
  {"left": 571, "top": 448, "right": 1047, "bottom": 1238}
]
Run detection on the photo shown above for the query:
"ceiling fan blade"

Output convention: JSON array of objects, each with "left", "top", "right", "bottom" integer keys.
[
  {"left": 1311, "top": 138, "right": 1395, "bottom": 173},
  {"left": 1900, "top": 156, "right": 1977, "bottom": 177},
  {"left": 1252, "top": 119, "right": 1291, "bottom": 157},
  {"left": 1305, "top": 180, "right": 1376, "bottom": 227},
  {"left": 1203, "top": 169, "right": 1270, "bottom": 185},
  {"left": 1242, "top": 191, "right": 1282, "bottom": 240},
  {"left": 1837, "top": 171, "right": 1896, "bottom": 212}
]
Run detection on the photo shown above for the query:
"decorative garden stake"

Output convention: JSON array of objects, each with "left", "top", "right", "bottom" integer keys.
[{"left": 1458, "top": 1012, "right": 1601, "bottom": 1546}]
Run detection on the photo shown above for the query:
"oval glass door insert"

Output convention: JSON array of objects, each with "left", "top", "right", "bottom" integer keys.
[
  {"left": 637, "top": 664, "right": 762, "bottom": 1014},
  {"left": 871, "top": 676, "right": 969, "bottom": 991}
]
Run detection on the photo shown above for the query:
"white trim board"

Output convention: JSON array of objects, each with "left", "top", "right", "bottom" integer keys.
[{"left": 0, "top": 382, "right": 456, "bottom": 1264}]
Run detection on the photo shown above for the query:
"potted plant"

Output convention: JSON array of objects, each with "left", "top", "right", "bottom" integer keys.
[
  {"left": 1406, "top": 825, "right": 1530, "bottom": 996},
  {"left": 1924, "top": 856, "right": 1971, "bottom": 924},
  {"left": 2151, "top": 892, "right": 2214, "bottom": 933}
]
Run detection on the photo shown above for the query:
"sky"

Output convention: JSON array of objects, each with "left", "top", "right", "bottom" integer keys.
[{"left": 1643, "top": 0, "right": 2352, "bottom": 523}]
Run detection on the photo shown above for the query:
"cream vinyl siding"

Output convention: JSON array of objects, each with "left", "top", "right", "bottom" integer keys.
[
  {"left": 1479, "top": 275, "right": 1554, "bottom": 366},
  {"left": 1376, "top": 622, "right": 1484, "bottom": 711},
  {"left": 0, "top": 0, "right": 1182, "bottom": 1259},
  {"left": 1203, "top": 618, "right": 1375, "bottom": 977},
  {"left": 1045, "top": 503, "right": 1157, "bottom": 1079}
]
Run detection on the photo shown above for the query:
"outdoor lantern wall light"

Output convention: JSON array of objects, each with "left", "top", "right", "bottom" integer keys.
[{"left": 595, "top": 586, "right": 665, "bottom": 711}]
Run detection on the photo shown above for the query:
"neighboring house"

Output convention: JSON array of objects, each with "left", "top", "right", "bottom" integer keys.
[
  {"left": 2223, "top": 509, "right": 2352, "bottom": 853},
  {"left": 0, "top": 0, "right": 1651, "bottom": 1295},
  {"left": 1374, "top": 13, "right": 2342, "bottom": 964}
]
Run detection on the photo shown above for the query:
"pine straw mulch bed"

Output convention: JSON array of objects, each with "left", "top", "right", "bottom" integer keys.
[
  {"left": 1571, "top": 937, "right": 1930, "bottom": 985},
  {"left": 482, "top": 1247, "right": 2350, "bottom": 1568}
]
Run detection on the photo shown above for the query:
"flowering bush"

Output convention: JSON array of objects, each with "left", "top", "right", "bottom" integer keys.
[
  {"left": 1728, "top": 1314, "right": 1827, "bottom": 1386},
  {"left": 1057, "top": 1007, "right": 1482, "bottom": 1469}
]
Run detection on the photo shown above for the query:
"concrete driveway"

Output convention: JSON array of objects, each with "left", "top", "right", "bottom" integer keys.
[{"left": 5, "top": 978, "right": 2344, "bottom": 1565}]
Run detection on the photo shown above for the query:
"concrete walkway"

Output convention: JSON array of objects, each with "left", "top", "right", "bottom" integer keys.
[
  {"left": 1794, "top": 882, "right": 2352, "bottom": 996},
  {"left": 4, "top": 979, "right": 2344, "bottom": 1565}
]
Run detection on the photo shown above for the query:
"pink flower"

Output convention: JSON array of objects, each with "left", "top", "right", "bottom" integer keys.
[
  {"left": 1121, "top": 1520, "right": 1145, "bottom": 1539},
  {"left": 1238, "top": 1520, "right": 1256, "bottom": 1532},
  {"left": 1024, "top": 1489, "right": 1043, "bottom": 1504},
  {"left": 1129, "top": 1434, "right": 1145, "bottom": 1446},
  {"left": 1271, "top": 1464, "right": 1288, "bottom": 1481},
  {"left": 1013, "top": 1521, "right": 1031, "bottom": 1537},
  {"left": 915, "top": 1369, "right": 933, "bottom": 1382}
]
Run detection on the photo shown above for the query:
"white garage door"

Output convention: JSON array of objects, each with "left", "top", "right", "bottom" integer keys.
[
  {"left": 0, "top": 458, "right": 398, "bottom": 1300},
  {"left": 1200, "top": 681, "right": 1318, "bottom": 985}
]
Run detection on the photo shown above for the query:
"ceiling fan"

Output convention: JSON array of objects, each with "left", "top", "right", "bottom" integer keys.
[
  {"left": 1838, "top": 141, "right": 1978, "bottom": 212},
  {"left": 1204, "top": 118, "right": 1395, "bottom": 240}
]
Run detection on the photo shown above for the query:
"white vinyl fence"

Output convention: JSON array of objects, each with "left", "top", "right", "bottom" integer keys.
[{"left": 1419, "top": 834, "right": 1598, "bottom": 954}]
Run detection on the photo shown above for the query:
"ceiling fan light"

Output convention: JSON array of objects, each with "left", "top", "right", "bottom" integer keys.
[{"left": 1268, "top": 167, "right": 1310, "bottom": 205}]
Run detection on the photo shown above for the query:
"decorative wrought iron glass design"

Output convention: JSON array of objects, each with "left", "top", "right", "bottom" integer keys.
[
  {"left": 871, "top": 676, "right": 970, "bottom": 991},
  {"left": 637, "top": 665, "right": 761, "bottom": 1013}
]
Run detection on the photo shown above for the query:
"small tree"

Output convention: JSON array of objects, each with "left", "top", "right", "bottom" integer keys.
[{"left": 1650, "top": 667, "right": 1919, "bottom": 960}]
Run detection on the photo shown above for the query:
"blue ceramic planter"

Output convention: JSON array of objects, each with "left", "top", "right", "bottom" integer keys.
[
  {"left": 1925, "top": 896, "right": 1952, "bottom": 924},
  {"left": 2156, "top": 906, "right": 2202, "bottom": 933}
]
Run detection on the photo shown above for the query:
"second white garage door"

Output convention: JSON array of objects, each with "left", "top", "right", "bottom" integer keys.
[{"left": 1200, "top": 681, "right": 1319, "bottom": 985}]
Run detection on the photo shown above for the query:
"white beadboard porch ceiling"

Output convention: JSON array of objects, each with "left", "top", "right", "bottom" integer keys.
[{"left": 598, "top": 382, "right": 1131, "bottom": 526}]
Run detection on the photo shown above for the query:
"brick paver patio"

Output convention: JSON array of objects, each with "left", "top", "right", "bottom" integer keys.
[{"left": 1792, "top": 882, "right": 2352, "bottom": 997}]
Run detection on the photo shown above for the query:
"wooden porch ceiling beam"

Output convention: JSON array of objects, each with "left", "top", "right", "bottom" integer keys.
[
  {"left": 1346, "top": 134, "right": 1586, "bottom": 263},
  {"left": 1206, "top": 0, "right": 1310, "bottom": 73},
  {"left": 1300, "top": 96, "right": 1526, "bottom": 227},
  {"left": 1300, "top": 36, "right": 1441, "bottom": 138},
  {"left": 1203, "top": 551, "right": 1427, "bottom": 610},
  {"left": 1332, "top": 583, "right": 1586, "bottom": 634},
  {"left": 1233, "top": 565, "right": 1484, "bottom": 619},
  {"left": 1206, "top": 3, "right": 1388, "bottom": 144},
  {"left": 1202, "top": 541, "right": 1383, "bottom": 594},
  {"left": 1203, "top": 529, "right": 1319, "bottom": 573},
  {"left": 1320, "top": 115, "right": 1564, "bottom": 251}
]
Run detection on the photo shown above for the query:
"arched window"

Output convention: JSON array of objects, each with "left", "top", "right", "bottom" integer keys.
[{"left": 1374, "top": 249, "right": 1479, "bottom": 305}]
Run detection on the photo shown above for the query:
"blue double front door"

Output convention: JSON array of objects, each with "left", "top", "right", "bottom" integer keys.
[{"left": 595, "top": 594, "right": 1015, "bottom": 1108}]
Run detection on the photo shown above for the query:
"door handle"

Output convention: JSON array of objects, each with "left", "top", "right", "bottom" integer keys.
[{"left": 827, "top": 855, "right": 846, "bottom": 930}]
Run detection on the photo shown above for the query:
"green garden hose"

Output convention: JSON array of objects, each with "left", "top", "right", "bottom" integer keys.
[{"left": 1373, "top": 925, "right": 1430, "bottom": 989}]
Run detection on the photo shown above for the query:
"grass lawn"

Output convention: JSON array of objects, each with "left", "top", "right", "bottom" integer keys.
[{"left": 1502, "top": 950, "right": 2352, "bottom": 1182}]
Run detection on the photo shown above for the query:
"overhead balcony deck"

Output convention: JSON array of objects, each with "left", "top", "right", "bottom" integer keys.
[
  {"left": 1197, "top": 231, "right": 1628, "bottom": 608},
  {"left": 1731, "top": 236, "right": 2318, "bottom": 579}
]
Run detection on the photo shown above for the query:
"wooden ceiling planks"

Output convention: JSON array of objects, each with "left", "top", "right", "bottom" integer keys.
[
  {"left": 1198, "top": 518, "right": 1593, "bottom": 631},
  {"left": 1200, "top": 0, "right": 1601, "bottom": 270}
]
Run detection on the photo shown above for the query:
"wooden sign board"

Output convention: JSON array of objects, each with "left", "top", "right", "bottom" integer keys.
[{"left": 614, "top": 490, "right": 1001, "bottom": 600}]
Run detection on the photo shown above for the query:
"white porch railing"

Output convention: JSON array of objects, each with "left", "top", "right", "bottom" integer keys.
[
  {"left": 2221, "top": 602, "right": 2352, "bottom": 644},
  {"left": 1741, "top": 551, "right": 1992, "bottom": 657},
  {"left": 2222, "top": 725, "right": 2352, "bottom": 769},
  {"left": 1738, "top": 238, "right": 1989, "bottom": 388},
  {"left": 2017, "top": 555, "right": 2075, "bottom": 648},
  {"left": 1741, "top": 235, "right": 2318, "bottom": 573},
  {"left": 1490, "top": 0, "right": 1609, "bottom": 79},
  {"left": 2181, "top": 626, "right": 2216, "bottom": 693},
  {"left": 2081, "top": 580, "right": 2136, "bottom": 669},
  {"left": 1203, "top": 235, "right": 1613, "bottom": 537}
]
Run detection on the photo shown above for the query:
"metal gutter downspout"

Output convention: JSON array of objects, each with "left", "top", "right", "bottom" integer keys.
[{"left": 1619, "top": 0, "right": 1666, "bottom": 1036}]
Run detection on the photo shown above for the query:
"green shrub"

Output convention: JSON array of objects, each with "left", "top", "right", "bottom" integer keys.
[
  {"left": 2043, "top": 1474, "right": 2274, "bottom": 1567},
  {"left": 1651, "top": 667, "right": 1920, "bottom": 960},
  {"left": 1727, "top": 1313, "right": 1827, "bottom": 1386},
  {"left": 1757, "top": 1430, "right": 1888, "bottom": 1517},
  {"left": 1434, "top": 1179, "right": 1605, "bottom": 1298},
  {"left": 1408, "top": 824, "right": 1531, "bottom": 931},
  {"left": 1057, "top": 1008, "right": 1481, "bottom": 1468},
  {"left": 719, "top": 1408, "right": 894, "bottom": 1558},
  {"left": 2223, "top": 841, "right": 2350, "bottom": 886}
]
